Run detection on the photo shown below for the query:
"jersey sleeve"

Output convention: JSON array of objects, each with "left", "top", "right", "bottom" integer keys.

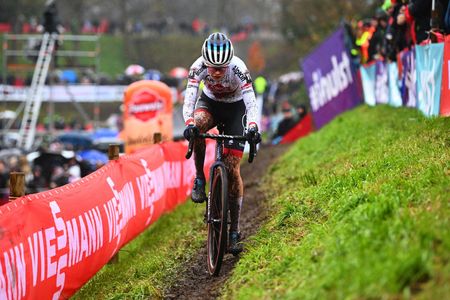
[
  {"left": 182, "top": 57, "right": 206, "bottom": 124},
  {"left": 233, "top": 58, "right": 259, "bottom": 128}
]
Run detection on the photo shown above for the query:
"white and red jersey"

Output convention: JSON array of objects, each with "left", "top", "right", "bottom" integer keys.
[{"left": 182, "top": 56, "right": 258, "bottom": 128}]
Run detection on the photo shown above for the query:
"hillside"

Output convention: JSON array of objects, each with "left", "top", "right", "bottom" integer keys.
[
  {"left": 224, "top": 105, "right": 450, "bottom": 299},
  {"left": 73, "top": 105, "right": 449, "bottom": 299}
]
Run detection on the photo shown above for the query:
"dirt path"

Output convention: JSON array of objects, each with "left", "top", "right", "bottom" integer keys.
[{"left": 164, "top": 144, "right": 290, "bottom": 300}]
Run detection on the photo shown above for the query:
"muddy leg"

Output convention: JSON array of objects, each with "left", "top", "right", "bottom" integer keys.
[
  {"left": 223, "top": 154, "right": 243, "bottom": 232},
  {"left": 193, "top": 111, "right": 214, "bottom": 179}
]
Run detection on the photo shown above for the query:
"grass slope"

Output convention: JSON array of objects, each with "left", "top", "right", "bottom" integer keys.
[
  {"left": 223, "top": 105, "right": 450, "bottom": 299},
  {"left": 72, "top": 201, "right": 205, "bottom": 299}
]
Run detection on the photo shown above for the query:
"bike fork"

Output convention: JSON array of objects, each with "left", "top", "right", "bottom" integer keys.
[{"left": 205, "top": 190, "right": 211, "bottom": 224}]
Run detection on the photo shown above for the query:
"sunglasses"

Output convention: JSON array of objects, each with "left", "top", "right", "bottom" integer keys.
[{"left": 207, "top": 66, "right": 226, "bottom": 72}]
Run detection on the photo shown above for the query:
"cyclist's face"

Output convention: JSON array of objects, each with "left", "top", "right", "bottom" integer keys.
[{"left": 207, "top": 66, "right": 226, "bottom": 80}]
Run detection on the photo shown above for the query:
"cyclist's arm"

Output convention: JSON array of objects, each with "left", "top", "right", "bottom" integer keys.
[
  {"left": 183, "top": 57, "right": 206, "bottom": 125},
  {"left": 240, "top": 70, "right": 259, "bottom": 129},
  {"left": 233, "top": 57, "right": 259, "bottom": 129},
  {"left": 242, "top": 83, "right": 258, "bottom": 129}
]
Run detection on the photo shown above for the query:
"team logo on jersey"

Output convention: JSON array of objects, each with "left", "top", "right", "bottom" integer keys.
[
  {"left": 128, "top": 88, "right": 164, "bottom": 121},
  {"left": 232, "top": 65, "right": 252, "bottom": 84},
  {"left": 188, "top": 66, "right": 206, "bottom": 79}
]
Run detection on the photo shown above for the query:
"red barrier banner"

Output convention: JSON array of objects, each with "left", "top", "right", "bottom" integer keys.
[
  {"left": 0, "top": 140, "right": 214, "bottom": 299},
  {"left": 441, "top": 36, "right": 450, "bottom": 116},
  {"left": 280, "top": 114, "right": 313, "bottom": 144}
]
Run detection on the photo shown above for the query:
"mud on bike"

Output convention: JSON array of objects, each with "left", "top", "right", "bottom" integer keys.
[{"left": 185, "top": 124, "right": 258, "bottom": 276}]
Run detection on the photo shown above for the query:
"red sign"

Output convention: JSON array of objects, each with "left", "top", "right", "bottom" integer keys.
[
  {"left": 0, "top": 140, "right": 215, "bottom": 299},
  {"left": 440, "top": 36, "right": 450, "bottom": 116},
  {"left": 128, "top": 89, "right": 164, "bottom": 121},
  {"left": 122, "top": 80, "right": 173, "bottom": 154},
  {"left": 280, "top": 114, "right": 313, "bottom": 144}
]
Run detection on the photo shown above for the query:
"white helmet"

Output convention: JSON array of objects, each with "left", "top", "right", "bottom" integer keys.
[{"left": 202, "top": 32, "right": 234, "bottom": 67}]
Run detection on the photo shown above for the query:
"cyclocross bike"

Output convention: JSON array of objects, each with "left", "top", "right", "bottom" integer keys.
[{"left": 186, "top": 124, "right": 257, "bottom": 276}]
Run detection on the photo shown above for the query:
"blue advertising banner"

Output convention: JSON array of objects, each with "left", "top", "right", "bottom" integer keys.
[
  {"left": 302, "top": 27, "right": 362, "bottom": 129},
  {"left": 375, "top": 60, "right": 389, "bottom": 104},
  {"left": 388, "top": 62, "right": 402, "bottom": 107},
  {"left": 400, "top": 49, "right": 417, "bottom": 107},
  {"left": 360, "top": 64, "right": 376, "bottom": 106},
  {"left": 415, "top": 43, "right": 444, "bottom": 116}
]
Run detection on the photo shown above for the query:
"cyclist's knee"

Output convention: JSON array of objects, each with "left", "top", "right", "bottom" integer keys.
[
  {"left": 194, "top": 110, "right": 213, "bottom": 132},
  {"left": 223, "top": 152, "right": 241, "bottom": 170}
]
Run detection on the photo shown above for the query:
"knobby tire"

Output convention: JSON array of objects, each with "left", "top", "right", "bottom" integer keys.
[{"left": 206, "top": 164, "right": 228, "bottom": 276}]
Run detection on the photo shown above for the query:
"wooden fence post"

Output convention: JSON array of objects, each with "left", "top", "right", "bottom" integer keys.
[
  {"left": 108, "top": 144, "right": 120, "bottom": 161},
  {"left": 9, "top": 172, "right": 25, "bottom": 201},
  {"left": 153, "top": 132, "right": 162, "bottom": 144},
  {"left": 107, "top": 144, "right": 120, "bottom": 264}
]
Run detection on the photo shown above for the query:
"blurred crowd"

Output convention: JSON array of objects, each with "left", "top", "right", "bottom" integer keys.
[
  {"left": 347, "top": 0, "right": 450, "bottom": 65},
  {"left": 0, "top": 15, "right": 258, "bottom": 38},
  {"left": 0, "top": 144, "right": 108, "bottom": 204}
]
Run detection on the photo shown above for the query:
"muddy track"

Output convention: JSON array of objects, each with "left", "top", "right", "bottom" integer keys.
[{"left": 164, "top": 144, "right": 290, "bottom": 300}]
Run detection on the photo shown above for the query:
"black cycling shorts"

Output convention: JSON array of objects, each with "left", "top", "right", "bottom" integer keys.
[{"left": 194, "top": 92, "right": 247, "bottom": 151}]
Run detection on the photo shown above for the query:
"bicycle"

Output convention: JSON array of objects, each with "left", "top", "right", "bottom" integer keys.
[{"left": 185, "top": 124, "right": 257, "bottom": 276}]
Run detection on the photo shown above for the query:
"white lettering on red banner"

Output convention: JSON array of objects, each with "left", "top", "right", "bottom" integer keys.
[
  {"left": 0, "top": 140, "right": 216, "bottom": 299},
  {"left": 0, "top": 243, "right": 26, "bottom": 300},
  {"left": 104, "top": 177, "right": 137, "bottom": 253},
  {"left": 137, "top": 159, "right": 166, "bottom": 225}
]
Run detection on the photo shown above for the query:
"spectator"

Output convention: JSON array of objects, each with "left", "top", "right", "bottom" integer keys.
[
  {"left": 368, "top": 9, "right": 389, "bottom": 62},
  {"left": 355, "top": 20, "right": 375, "bottom": 64},
  {"left": 18, "top": 155, "right": 32, "bottom": 183},
  {"left": 296, "top": 104, "right": 308, "bottom": 121},
  {"left": 42, "top": 0, "right": 63, "bottom": 35},
  {"left": 40, "top": 0, "right": 64, "bottom": 67},
  {"left": 406, "top": 0, "right": 449, "bottom": 43},
  {"left": 27, "top": 166, "right": 47, "bottom": 194},
  {"left": 274, "top": 104, "right": 298, "bottom": 139},
  {"left": 67, "top": 157, "right": 81, "bottom": 183},
  {"left": 383, "top": 2, "right": 413, "bottom": 61},
  {"left": 49, "top": 166, "right": 69, "bottom": 188}
]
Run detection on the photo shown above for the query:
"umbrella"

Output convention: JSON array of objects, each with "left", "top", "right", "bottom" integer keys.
[
  {"left": 90, "top": 128, "right": 119, "bottom": 141},
  {"left": 169, "top": 67, "right": 189, "bottom": 79},
  {"left": 60, "top": 69, "right": 78, "bottom": 83},
  {"left": 32, "top": 152, "right": 72, "bottom": 184},
  {"left": 56, "top": 132, "right": 93, "bottom": 150},
  {"left": 76, "top": 149, "right": 109, "bottom": 166},
  {"left": 143, "top": 69, "right": 162, "bottom": 81},
  {"left": 125, "top": 64, "right": 145, "bottom": 76}
]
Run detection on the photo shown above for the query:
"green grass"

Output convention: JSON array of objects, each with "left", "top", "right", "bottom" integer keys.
[
  {"left": 72, "top": 105, "right": 449, "bottom": 299},
  {"left": 72, "top": 200, "right": 205, "bottom": 299},
  {"left": 223, "top": 105, "right": 450, "bottom": 299}
]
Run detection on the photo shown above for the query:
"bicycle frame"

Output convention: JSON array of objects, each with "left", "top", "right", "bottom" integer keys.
[{"left": 185, "top": 126, "right": 257, "bottom": 275}]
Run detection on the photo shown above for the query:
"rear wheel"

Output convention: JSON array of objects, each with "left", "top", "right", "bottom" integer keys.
[{"left": 206, "top": 164, "right": 228, "bottom": 276}]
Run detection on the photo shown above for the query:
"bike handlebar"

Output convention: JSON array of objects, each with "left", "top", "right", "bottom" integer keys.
[{"left": 185, "top": 133, "right": 258, "bottom": 163}]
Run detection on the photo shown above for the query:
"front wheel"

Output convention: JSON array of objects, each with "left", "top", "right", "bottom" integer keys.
[{"left": 206, "top": 164, "right": 228, "bottom": 276}]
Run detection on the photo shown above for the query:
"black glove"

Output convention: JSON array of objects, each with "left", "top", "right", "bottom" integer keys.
[
  {"left": 183, "top": 124, "right": 199, "bottom": 141},
  {"left": 246, "top": 126, "right": 261, "bottom": 144}
]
